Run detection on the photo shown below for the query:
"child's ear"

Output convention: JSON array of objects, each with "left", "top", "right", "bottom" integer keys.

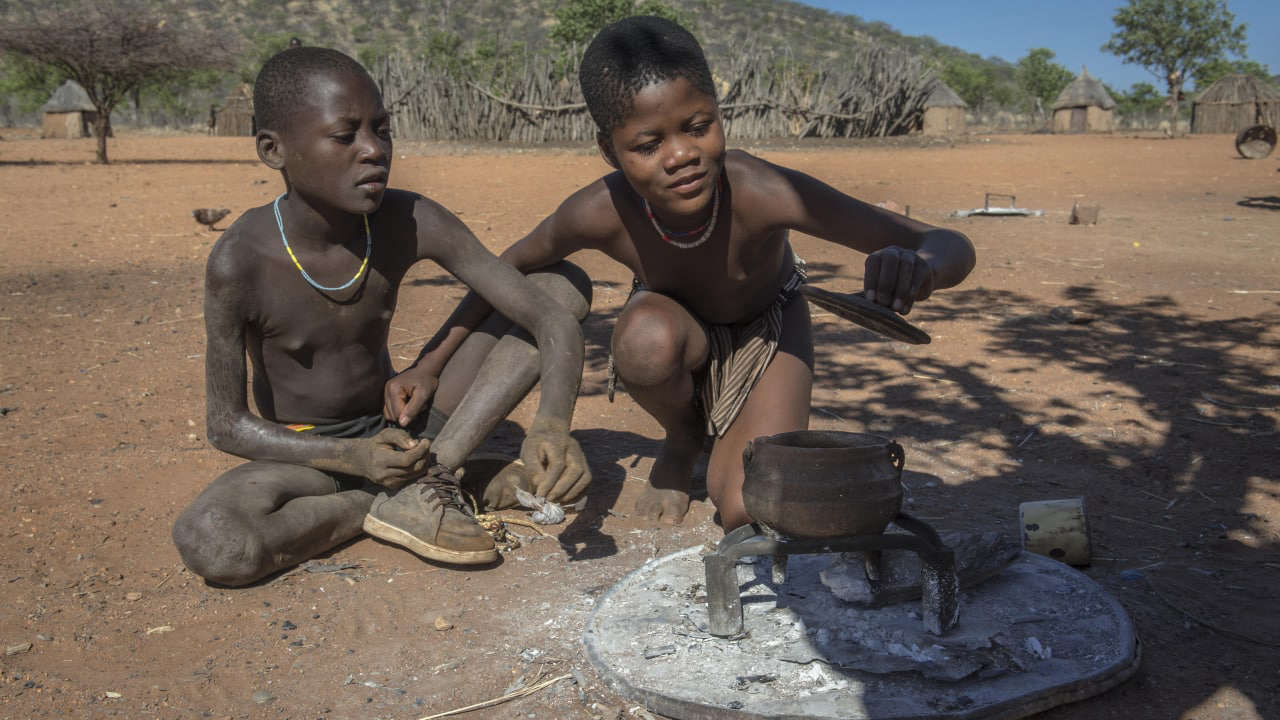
[
  {"left": 256, "top": 130, "right": 285, "bottom": 170},
  {"left": 596, "top": 132, "right": 619, "bottom": 169}
]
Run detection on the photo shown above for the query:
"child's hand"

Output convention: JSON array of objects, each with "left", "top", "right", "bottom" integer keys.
[
  {"left": 383, "top": 366, "right": 439, "bottom": 427},
  {"left": 520, "top": 417, "right": 591, "bottom": 503},
  {"left": 355, "top": 428, "right": 431, "bottom": 489},
  {"left": 863, "top": 246, "right": 934, "bottom": 314}
]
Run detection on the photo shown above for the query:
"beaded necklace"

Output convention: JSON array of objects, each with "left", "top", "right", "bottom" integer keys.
[
  {"left": 273, "top": 193, "right": 372, "bottom": 292},
  {"left": 642, "top": 175, "right": 721, "bottom": 249}
]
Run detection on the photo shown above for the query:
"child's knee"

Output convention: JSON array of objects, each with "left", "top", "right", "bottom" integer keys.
[
  {"left": 528, "top": 261, "right": 592, "bottom": 320},
  {"left": 172, "top": 502, "right": 268, "bottom": 587},
  {"left": 612, "top": 309, "right": 688, "bottom": 386}
]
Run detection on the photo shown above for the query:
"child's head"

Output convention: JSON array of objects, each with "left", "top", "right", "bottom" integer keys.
[
  {"left": 253, "top": 47, "right": 391, "bottom": 215},
  {"left": 580, "top": 16, "right": 716, "bottom": 138},
  {"left": 580, "top": 17, "right": 723, "bottom": 221}
]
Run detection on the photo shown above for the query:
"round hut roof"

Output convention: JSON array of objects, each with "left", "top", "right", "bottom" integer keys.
[
  {"left": 42, "top": 80, "right": 95, "bottom": 113},
  {"left": 1052, "top": 68, "right": 1115, "bottom": 111},
  {"left": 1193, "top": 74, "right": 1280, "bottom": 104},
  {"left": 925, "top": 81, "right": 967, "bottom": 108}
]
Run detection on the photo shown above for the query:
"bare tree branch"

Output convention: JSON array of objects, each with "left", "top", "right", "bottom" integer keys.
[{"left": 0, "top": 0, "right": 240, "bottom": 163}]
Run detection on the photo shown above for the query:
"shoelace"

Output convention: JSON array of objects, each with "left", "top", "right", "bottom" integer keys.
[{"left": 414, "top": 464, "right": 473, "bottom": 517}]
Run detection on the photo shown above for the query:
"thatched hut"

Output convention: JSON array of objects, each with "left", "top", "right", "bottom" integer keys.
[
  {"left": 214, "top": 84, "right": 255, "bottom": 137},
  {"left": 1191, "top": 74, "right": 1280, "bottom": 134},
  {"left": 1051, "top": 68, "right": 1115, "bottom": 133},
  {"left": 41, "top": 80, "right": 97, "bottom": 139},
  {"left": 921, "top": 81, "right": 967, "bottom": 135}
]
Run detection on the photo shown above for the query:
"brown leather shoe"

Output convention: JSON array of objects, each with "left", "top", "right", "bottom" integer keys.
[
  {"left": 457, "top": 453, "right": 536, "bottom": 511},
  {"left": 362, "top": 465, "right": 497, "bottom": 565}
]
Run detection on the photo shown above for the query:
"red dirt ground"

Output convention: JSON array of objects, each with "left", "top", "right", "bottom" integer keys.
[{"left": 0, "top": 130, "right": 1277, "bottom": 719}]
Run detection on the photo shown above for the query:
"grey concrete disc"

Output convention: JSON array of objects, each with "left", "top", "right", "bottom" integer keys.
[{"left": 583, "top": 548, "right": 1138, "bottom": 720}]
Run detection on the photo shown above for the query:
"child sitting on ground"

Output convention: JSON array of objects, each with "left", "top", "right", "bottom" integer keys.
[
  {"left": 172, "top": 47, "right": 591, "bottom": 586},
  {"left": 430, "top": 16, "right": 975, "bottom": 530}
]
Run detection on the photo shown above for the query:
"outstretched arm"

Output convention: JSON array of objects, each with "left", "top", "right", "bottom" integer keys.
[
  {"left": 407, "top": 196, "right": 587, "bottom": 473},
  {"left": 203, "top": 239, "right": 429, "bottom": 487},
  {"left": 769, "top": 161, "right": 976, "bottom": 313},
  {"left": 387, "top": 187, "right": 603, "bottom": 426}
]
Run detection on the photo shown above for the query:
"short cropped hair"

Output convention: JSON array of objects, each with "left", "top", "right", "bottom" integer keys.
[
  {"left": 253, "top": 47, "right": 373, "bottom": 133},
  {"left": 579, "top": 16, "right": 716, "bottom": 135}
]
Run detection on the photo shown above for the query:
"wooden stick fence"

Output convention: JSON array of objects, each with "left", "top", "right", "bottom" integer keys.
[{"left": 371, "top": 42, "right": 934, "bottom": 142}]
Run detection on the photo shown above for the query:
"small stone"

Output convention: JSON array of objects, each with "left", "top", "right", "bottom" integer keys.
[
  {"left": 433, "top": 616, "right": 453, "bottom": 631},
  {"left": 125, "top": 592, "right": 142, "bottom": 601},
  {"left": 6, "top": 642, "right": 32, "bottom": 655},
  {"left": 252, "top": 690, "right": 275, "bottom": 705},
  {"left": 104, "top": 691, "right": 122, "bottom": 699},
  {"left": 281, "top": 620, "right": 297, "bottom": 631}
]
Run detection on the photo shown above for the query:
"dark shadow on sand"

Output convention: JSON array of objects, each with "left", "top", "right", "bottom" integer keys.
[
  {"left": 1237, "top": 195, "right": 1280, "bottom": 211},
  {"left": 0, "top": 158, "right": 260, "bottom": 167},
  {"left": 794, "top": 282, "right": 1280, "bottom": 717}
]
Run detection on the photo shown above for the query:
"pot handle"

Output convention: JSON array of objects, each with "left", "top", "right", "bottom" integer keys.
[
  {"left": 742, "top": 438, "right": 756, "bottom": 469},
  {"left": 887, "top": 441, "right": 905, "bottom": 475}
]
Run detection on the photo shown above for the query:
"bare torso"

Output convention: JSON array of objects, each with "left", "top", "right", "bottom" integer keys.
[{"left": 218, "top": 190, "right": 421, "bottom": 425}]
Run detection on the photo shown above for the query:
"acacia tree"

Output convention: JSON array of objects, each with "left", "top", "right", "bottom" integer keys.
[
  {"left": 0, "top": 1, "right": 238, "bottom": 163},
  {"left": 1102, "top": 0, "right": 1246, "bottom": 135}
]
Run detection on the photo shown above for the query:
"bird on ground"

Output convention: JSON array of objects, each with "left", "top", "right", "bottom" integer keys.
[{"left": 192, "top": 208, "right": 231, "bottom": 231}]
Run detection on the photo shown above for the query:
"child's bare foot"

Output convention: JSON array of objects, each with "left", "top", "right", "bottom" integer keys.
[{"left": 634, "top": 441, "right": 699, "bottom": 525}]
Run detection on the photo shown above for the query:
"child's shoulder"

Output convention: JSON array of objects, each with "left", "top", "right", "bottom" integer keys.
[
  {"left": 205, "top": 203, "right": 277, "bottom": 280},
  {"left": 724, "top": 148, "right": 788, "bottom": 188},
  {"left": 724, "top": 149, "right": 803, "bottom": 218},
  {"left": 380, "top": 187, "right": 466, "bottom": 231},
  {"left": 552, "top": 173, "right": 627, "bottom": 239}
]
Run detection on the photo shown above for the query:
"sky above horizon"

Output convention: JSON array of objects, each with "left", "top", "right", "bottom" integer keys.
[{"left": 798, "top": 1, "right": 1280, "bottom": 91}]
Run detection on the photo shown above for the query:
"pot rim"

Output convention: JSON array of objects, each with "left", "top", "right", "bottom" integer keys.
[{"left": 752, "top": 429, "right": 892, "bottom": 450}]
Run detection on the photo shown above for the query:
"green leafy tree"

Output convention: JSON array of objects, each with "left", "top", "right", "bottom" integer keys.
[
  {"left": 550, "top": 0, "right": 686, "bottom": 47},
  {"left": 1193, "top": 57, "right": 1271, "bottom": 90},
  {"left": 1102, "top": 0, "right": 1247, "bottom": 134},
  {"left": 0, "top": 54, "right": 64, "bottom": 119},
  {"left": 138, "top": 67, "right": 225, "bottom": 127},
  {"left": 0, "top": 1, "right": 238, "bottom": 162},
  {"left": 940, "top": 58, "right": 997, "bottom": 109},
  {"left": 1015, "top": 48, "right": 1075, "bottom": 119},
  {"left": 1107, "top": 81, "right": 1167, "bottom": 125}
]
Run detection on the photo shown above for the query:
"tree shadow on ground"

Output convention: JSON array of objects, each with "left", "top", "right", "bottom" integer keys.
[
  {"left": 0, "top": 158, "right": 260, "bottom": 166},
  {"left": 802, "top": 283, "right": 1279, "bottom": 717},
  {"left": 555, "top": 427, "right": 664, "bottom": 562},
  {"left": 1236, "top": 195, "right": 1280, "bottom": 211}
]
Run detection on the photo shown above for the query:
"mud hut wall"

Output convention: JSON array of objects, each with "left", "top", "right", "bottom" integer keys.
[
  {"left": 922, "top": 106, "right": 965, "bottom": 135},
  {"left": 41, "top": 111, "right": 93, "bottom": 138},
  {"left": 214, "top": 97, "right": 255, "bottom": 137},
  {"left": 1192, "top": 101, "right": 1280, "bottom": 133},
  {"left": 372, "top": 44, "right": 934, "bottom": 142},
  {"left": 1086, "top": 106, "right": 1114, "bottom": 132},
  {"left": 1052, "top": 108, "right": 1071, "bottom": 133},
  {"left": 1052, "top": 106, "right": 1112, "bottom": 133}
]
